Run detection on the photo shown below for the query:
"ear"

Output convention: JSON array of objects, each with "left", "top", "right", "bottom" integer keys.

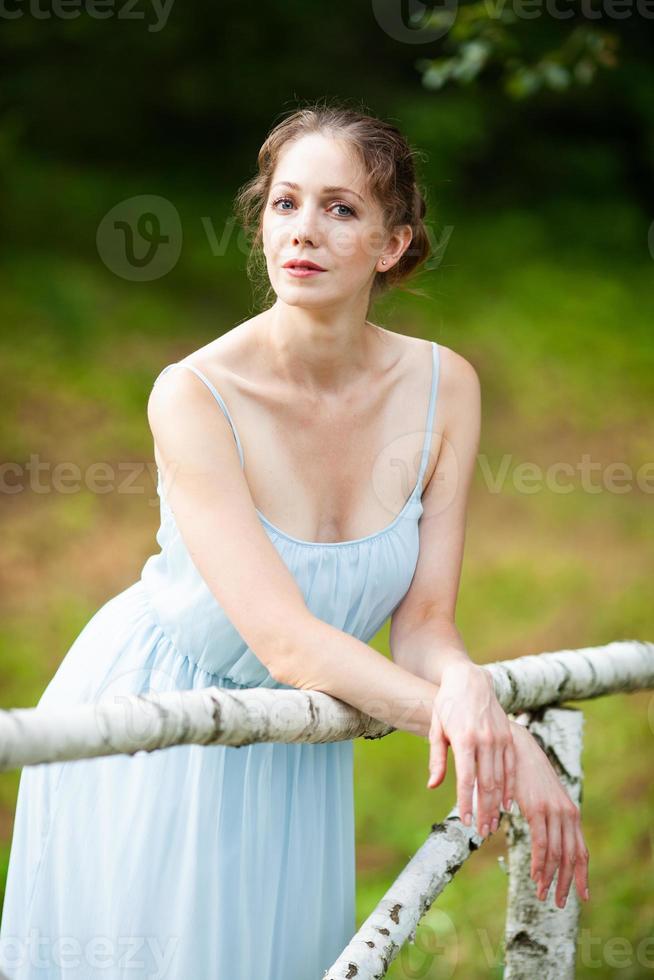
[{"left": 377, "top": 223, "right": 414, "bottom": 273}]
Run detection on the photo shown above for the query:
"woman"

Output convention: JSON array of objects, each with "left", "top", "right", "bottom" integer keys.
[{"left": 0, "top": 103, "right": 589, "bottom": 979}]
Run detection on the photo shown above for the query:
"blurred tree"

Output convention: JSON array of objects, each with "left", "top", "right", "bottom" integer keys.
[
  {"left": 413, "top": 2, "right": 620, "bottom": 97},
  {"left": 0, "top": 0, "right": 652, "bottom": 222}
]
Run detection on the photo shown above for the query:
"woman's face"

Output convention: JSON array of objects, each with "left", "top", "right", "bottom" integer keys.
[{"left": 261, "top": 133, "right": 403, "bottom": 309}]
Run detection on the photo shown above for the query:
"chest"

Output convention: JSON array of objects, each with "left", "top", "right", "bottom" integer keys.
[{"left": 242, "top": 398, "right": 437, "bottom": 545}]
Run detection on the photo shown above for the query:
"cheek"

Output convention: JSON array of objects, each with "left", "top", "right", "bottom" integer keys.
[
  {"left": 328, "top": 227, "right": 376, "bottom": 266},
  {"left": 262, "top": 216, "right": 283, "bottom": 255}
]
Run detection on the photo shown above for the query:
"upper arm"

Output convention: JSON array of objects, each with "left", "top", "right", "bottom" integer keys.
[
  {"left": 389, "top": 347, "right": 481, "bottom": 644},
  {"left": 147, "top": 368, "right": 312, "bottom": 679}
]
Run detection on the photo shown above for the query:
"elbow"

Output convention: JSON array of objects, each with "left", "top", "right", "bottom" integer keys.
[
  {"left": 265, "top": 640, "right": 305, "bottom": 690},
  {"left": 265, "top": 643, "right": 294, "bottom": 687},
  {"left": 250, "top": 632, "right": 293, "bottom": 686},
  {"left": 253, "top": 612, "right": 316, "bottom": 688}
]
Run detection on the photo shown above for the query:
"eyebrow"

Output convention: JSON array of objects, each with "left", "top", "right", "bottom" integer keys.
[{"left": 271, "top": 181, "right": 365, "bottom": 203}]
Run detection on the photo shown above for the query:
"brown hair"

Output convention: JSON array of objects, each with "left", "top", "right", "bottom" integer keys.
[{"left": 233, "top": 97, "right": 433, "bottom": 312}]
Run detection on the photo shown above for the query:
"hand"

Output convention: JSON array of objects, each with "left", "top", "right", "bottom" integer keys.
[
  {"left": 427, "top": 661, "right": 516, "bottom": 837},
  {"left": 509, "top": 719, "right": 590, "bottom": 907}
]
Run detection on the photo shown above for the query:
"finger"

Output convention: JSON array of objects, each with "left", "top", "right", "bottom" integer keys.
[
  {"left": 503, "top": 736, "right": 517, "bottom": 811},
  {"left": 529, "top": 809, "right": 548, "bottom": 886},
  {"left": 453, "top": 738, "right": 476, "bottom": 827},
  {"left": 538, "top": 811, "right": 562, "bottom": 902},
  {"left": 491, "top": 745, "right": 503, "bottom": 830},
  {"left": 574, "top": 821, "right": 591, "bottom": 902},
  {"left": 554, "top": 809, "right": 577, "bottom": 909},
  {"left": 427, "top": 714, "right": 448, "bottom": 789},
  {"left": 475, "top": 739, "right": 496, "bottom": 836}
]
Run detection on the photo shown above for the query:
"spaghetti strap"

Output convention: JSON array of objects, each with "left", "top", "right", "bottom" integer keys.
[
  {"left": 153, "top": 362, "right": 245, "bottom": 468},
  {"left": 414, "top": 341, "right": 441, "bottom": 492}
]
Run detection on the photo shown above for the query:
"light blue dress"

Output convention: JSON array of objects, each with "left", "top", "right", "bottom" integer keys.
[{"left": 0, "top": 341, "right": 440, "bottom": 980}]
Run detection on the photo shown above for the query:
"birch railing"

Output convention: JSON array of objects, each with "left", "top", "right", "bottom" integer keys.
[{"left": 1, "top": 638, "right": 653, "bottom": 979}]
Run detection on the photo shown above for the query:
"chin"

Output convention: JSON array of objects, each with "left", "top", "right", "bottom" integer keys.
[{"left": 275, "top": 285, "right": 340, "bottom": 308}]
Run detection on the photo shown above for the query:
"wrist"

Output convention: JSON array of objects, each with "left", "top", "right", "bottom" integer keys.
[
  {"left": 440, "top": 660, "right": 496, "bottom": 695},
  {"left": 439, "top": 655, "right": 478, "bottom": 680}
]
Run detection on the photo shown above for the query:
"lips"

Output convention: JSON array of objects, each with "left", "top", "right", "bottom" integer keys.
[{"left": 282, "top": 260, "right": 326, "bottom": 271}]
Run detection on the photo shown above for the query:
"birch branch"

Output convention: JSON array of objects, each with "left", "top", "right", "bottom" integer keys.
[
  {"left": 0, "top": 687, "right": 388, "bottom": 772},
  {"left": 0, "top": 639, "right": 652, "bottom": 771},
  {"left": 484, "top": 639, "right": 654, "bottom": 711},
  {"left": 324, "top": 792, "right": 492, "bottom": 979}
]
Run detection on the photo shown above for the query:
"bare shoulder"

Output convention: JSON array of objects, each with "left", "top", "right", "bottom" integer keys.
[
  {"left": 399, "top": 337, "right": 480, "bottom": 487},
  {"left": 437, "top": 342, "right": 481, "bottom": 409},
  {"left": 146, "top": 366, "right": 236, "bottom": 478},
  {"left": 383, "top": 329, "right": 481, "bottom": 418},
  {"left": 432, "top": 344, "right": 482, "bottom": 485},
  {"left": 147, "top": 360, "right": 210, "bottom": 421},
  {"left": 146, "top": 323, "right": 259, "bottom": 468},
  {"left": 148, "top": 318, "right": 262, "bottom": 422}
]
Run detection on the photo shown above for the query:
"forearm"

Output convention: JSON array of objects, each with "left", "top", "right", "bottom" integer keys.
[
  {"left": 389, "top": 612, "right": 474, "bottom": 686},
  {"left": 274, "top": 615, "right": 439, "bottom": 739}
]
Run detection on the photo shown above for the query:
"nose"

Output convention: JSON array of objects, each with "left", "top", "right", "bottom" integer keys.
[
  {"left": 293, "top": 228, "right": 315, "bottom": 247},
  {"left": 291, "top": 201, "right": 320, "bottom": 248}
]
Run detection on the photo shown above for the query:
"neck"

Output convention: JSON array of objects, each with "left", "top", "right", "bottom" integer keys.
[{"left": 259, "top": 297, "right": 379, "bottom": 395}]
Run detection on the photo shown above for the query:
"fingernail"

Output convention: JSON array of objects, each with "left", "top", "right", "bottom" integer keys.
[
  {"left": 507, "top": 798, "right": 513, "bottom": 810},
  {"left": 491, "top": 816, "right": 499, "bottom": 832},
  {"left": 584, "top": 887, "right": 590, "bottom": 901},
  {"left": 464, "top": 812, "right": 472, "bottom": 826},
  {"left": 482, "top": 823, "right": 489, "bottom": 837}
]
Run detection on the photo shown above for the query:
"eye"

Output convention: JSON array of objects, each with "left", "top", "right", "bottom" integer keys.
[
  {"left": 269, "top": 196, "right": 356, "bottom": 218},
  {"left": 271, "top": 196, "right": 294, "bottom": 211},
  {"left": 330, "top": 202, "right": 356, "bottom": 217}
]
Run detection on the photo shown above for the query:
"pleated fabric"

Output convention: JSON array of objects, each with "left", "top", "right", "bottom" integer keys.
[{"left": 0, "top": 342, "right": 440, "bottom": 979}]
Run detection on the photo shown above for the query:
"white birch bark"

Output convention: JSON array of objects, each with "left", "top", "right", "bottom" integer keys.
[
  {"left": 323, "top": 791, "right": 487, "bottom": 979},
  {"left": 0, "top": 687, "right": 389, "bottom": 772},
  {"left": 484, "top": 639, "right": 654, "bottom": 712},
  {"left": 0, "top": 639, "right": 652, "bottom": 771}
]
